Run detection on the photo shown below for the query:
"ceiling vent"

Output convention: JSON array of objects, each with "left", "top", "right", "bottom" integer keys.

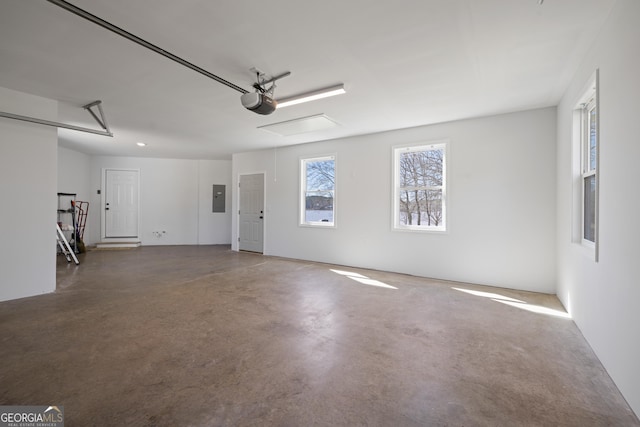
[{"left": 258, "top": 114, "right": 340, "bottom": 136}]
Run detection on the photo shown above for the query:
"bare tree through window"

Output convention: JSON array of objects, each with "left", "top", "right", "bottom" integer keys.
[
  {"left": 302, "top": 156, "right": 335, "bottom": 225},
  {"left": 395, "top": 144, "right": 446, "bottom": 230}
]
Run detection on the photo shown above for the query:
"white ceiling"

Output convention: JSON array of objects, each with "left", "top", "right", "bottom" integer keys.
[{"left": 0, "top": 0, "right": 615, "bottom": 160}]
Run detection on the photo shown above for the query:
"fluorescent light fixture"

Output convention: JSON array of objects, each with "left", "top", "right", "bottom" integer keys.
[
  {"left": 276, "top": 84, "right": 345, "bottom": 108},
  {"left": 136, "top": 142, "right": 147, "bottom": 147}
]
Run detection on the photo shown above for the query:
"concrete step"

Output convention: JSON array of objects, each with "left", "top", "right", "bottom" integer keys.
[{"left": 95, "top": 241, "right": 141, "bottom": 249}]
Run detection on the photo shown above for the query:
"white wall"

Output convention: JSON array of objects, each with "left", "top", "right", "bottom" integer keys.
[
  {"left": 556, "top": 0, "right": 640, "bottom": 416},
  {"left": 0, "top": 87, "right": 57, "bottom": 301},
  {"left": 84, "top": 156, "right": 231, "bottom": 246},
  {"left": 233, "top": 107, "right": 557, "bottom": 293}
]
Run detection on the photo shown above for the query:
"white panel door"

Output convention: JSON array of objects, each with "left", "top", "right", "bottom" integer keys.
[
  {"left": 239, "top": 173, "right": 264, "bottom": 253},
  {"left": 105, "top": 169, "right": 139, "bottom": 238}
]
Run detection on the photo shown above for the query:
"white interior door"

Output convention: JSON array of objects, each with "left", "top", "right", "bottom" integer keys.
[
  {"left": 239, "top": 173, "right": 264, "bottom": 253},
  {"left": 105, "top": 169, "right": 139, "bottom": 238}
]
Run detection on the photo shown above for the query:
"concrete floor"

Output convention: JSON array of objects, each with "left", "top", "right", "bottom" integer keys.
[{"left": 0, "top": 246, "right": 638, "bottom": 426}]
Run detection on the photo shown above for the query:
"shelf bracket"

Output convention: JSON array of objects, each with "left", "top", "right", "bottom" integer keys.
[
  {"left": 83, "top": 100, "right": 110, "bottom": 132},
  {"left": 0, "top": 100, "right": 113, "bottom": 137}
]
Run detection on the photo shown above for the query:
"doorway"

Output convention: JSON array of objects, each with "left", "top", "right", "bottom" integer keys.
[
  {"left": 238, "top": 173, "right": 264, "bottom": 253},
  {"left": 102, "top": 169, "right": 139, "bottom": 239}
]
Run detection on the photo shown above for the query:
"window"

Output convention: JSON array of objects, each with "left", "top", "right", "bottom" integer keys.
[
  {"left": 393, "top": 142, "right": 447, "bottom": 231},
  {"left": 300, "top": 155, "right": 335, "bottom": 227},
  {"left": 581, "top": 95, "right": 597, "bottom": 244},
  {"left": 573, "top": 71, "right": 598, "bottom": 252}
]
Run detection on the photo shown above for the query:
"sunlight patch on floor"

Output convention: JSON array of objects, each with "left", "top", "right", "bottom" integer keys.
[
  {"left": 330, "top": 269, "right": 398, "bottom": 290},
  {"left": 452, "top": 287, "right": 571, "bottom": 319},
  {"left": 452, "top": 287, "right": 525, "bottom": 303},
  {"left": 330, "top": 269, "right": 367, "bottom": 279},
  {"left": 493, "top": 299, "right": 571, "bottom": 318}
]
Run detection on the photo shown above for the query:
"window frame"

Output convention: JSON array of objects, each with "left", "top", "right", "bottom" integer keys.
[
  {"left": 299, "top": 154, "right": 337, "bottom": 228},
  {"left": 392, "top": 141, "right": 448, "bottom": 233},
  {"left": 581, "top": 95, "right": 597, "bottom": 247},
  {"left": 573, "top": 69, "right": 599, "bottom": 260}
]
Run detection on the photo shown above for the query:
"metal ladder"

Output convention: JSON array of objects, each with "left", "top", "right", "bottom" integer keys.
[{"left": 56, "top": 223, "right": 79, "bottom": 265}]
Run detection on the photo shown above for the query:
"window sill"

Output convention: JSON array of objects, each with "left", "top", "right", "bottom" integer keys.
[
  {"left": 393, "top": 226, "right": 448, "bottom": 234},
  {"left": 299, "top": 223, "right": 336, "bottom": 229}
]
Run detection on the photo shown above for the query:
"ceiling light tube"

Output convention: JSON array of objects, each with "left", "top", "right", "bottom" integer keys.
[{"left": 276, "top": 84, "right": 345, "bottom": 108}]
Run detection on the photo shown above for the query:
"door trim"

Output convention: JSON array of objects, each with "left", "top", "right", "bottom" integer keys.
[
  {"left": 101, "top": 168, "right": 141, "bottom": 242},
  {"left": 237, "top": 171, "right": 266, "bottom": 254}
]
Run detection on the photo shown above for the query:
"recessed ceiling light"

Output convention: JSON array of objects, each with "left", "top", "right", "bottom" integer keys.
[{"left": 136, "top": 142, "right": 147, "bottom": 147}]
